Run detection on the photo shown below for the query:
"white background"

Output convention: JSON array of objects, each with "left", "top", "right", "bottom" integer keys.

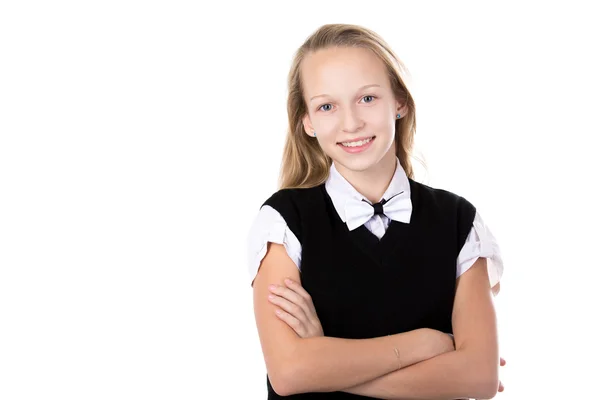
[{"left": 1, "top": 1, "right": 598, "bottom": 399}]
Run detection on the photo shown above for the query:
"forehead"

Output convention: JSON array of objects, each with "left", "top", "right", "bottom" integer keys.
[{"left": 301, "top": 46, "right": 389, "bottom": 96}]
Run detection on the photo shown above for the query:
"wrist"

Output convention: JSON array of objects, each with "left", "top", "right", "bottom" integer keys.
[{"left": 387, "top": 329, "right": 434, "bottom": 369}]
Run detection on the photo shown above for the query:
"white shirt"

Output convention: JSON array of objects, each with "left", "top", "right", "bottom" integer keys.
[{"left": 247, "top": 158, "right": 503, "bottom": 295}]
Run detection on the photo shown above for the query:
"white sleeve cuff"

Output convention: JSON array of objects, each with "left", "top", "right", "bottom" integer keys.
[
  {"left": 456, "top": 211, "right": 504, "bottom": 295},
  {"left": 246, "top": 205, "right": 302, "bottom": 287}
]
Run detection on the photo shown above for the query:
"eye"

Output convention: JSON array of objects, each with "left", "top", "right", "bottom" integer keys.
[
  {"left": 361, "top": 95, "right": 376, "bottom": 103},
  {"left": 318, "top": 103, "right": 333, "bottom": 112}
]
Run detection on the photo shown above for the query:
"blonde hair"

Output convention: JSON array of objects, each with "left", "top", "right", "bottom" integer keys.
[{"left": 278, "top": 23, "right": 420, "bottom": 190}]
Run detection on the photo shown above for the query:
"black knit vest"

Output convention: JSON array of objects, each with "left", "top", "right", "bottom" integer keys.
[{"left": 261, "top": 178, "right": 476, "bottom": 399}]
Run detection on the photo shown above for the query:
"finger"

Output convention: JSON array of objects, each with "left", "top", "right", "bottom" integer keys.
[
  {"left": 499, "top": 380, "right": 504, "bottom": 392},
  {"left": 268, "top": 293, "right": 309, "bottom": 325},
  {"left": 274, "top": 308, "right": 305, "bottom": 337},
  {"left": 284, "top": 280, "right": 322, "bottom": 328},
  {"left": 284, "top": 278, "right": 317, "bottom": 312},
  {"left": 269, "top": 284, "right": 313, "bottom": 321},
  {"left": 282, "top": 279, "right": 317, "bottom": 316},
  {"left": 500, "top": 357, "right": 506, "bottom": 366}
]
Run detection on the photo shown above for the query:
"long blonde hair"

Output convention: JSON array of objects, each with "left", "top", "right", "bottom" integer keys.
[{"left": 279, "top": 23, "right": 419, "bottom": 190}]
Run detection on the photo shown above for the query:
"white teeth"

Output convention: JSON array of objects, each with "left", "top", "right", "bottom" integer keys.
[{"left": 341, "top": 137, "right": 373, "bottom": 147}]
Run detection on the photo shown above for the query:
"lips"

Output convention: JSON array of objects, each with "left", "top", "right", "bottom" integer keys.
[
  {"left": 337, "top": 135, "right": 375, "bottom": 144},
  {"left": 337, "top": 136, "right": 376, "bottom": 154}
]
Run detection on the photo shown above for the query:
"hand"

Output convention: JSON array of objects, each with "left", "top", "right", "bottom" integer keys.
[
  {"left": 497, "top": 356, "right": 506, "bottom": 393},
  {"left": 268, "top": 278, "right": 324, "bottom": 338}
]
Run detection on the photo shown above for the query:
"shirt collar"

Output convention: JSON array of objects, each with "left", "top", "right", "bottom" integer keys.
[{"left": 325, "top": 157, "right": 411, "bottom": 223}]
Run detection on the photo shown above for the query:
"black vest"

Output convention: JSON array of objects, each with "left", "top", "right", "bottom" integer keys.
[{"left": 261, "top": 178, "right": 476, "bottom": 399}]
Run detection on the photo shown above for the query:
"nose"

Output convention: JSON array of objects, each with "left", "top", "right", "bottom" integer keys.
[{"left": 341, "top": 107, "right": 364, "bottom": 133}]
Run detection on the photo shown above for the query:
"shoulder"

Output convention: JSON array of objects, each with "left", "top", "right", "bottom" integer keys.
[
  {"left": 261, "top": 186, "right": 324, "bottom": 222},
  {"left": 256, "top": 185, "right": 324, "bottom": 239},
  {"left": 262, "top": 186, "right": 323, "bottom": 209},
  {"left": 247, "top": 188, "right": 320, "bottom": 288},
  {"left": 246, "top": 204, "right": 302, "bottom": 287}
]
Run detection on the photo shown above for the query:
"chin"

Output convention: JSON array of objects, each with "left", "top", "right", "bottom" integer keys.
[{"left": 332, "top": 151, "right": 385, "bottom": 173}]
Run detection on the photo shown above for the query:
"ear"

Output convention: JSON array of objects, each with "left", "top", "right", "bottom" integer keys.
[
  {"left": 302, "top": 114, "right": 316, "bottom": 137},
  {"left": 396, "top": 101, "right": 409, "bottom": 118},
  {"left": 394, "top": 101, "right": 408, "bottom": 118}
]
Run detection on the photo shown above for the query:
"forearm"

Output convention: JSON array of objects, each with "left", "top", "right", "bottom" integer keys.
[
  {"left": 343, "top": 348, "right": 498, "bottom": 400},
  {"left": 282, "top": 329, "right": 430, "bottom": 395}
]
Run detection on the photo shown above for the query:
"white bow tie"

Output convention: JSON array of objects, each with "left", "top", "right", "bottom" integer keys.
[{"left": 344, "top": 191, "right": 412, "bottom": 231}]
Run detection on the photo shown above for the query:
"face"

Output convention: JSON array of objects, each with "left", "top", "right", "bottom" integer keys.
[{"left": 301, "top": 46, "right": 407, "bottom": 175}]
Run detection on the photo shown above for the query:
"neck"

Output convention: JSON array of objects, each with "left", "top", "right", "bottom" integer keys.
[{"left": 334, "top": 147, "right": 397, "bottom": 204}]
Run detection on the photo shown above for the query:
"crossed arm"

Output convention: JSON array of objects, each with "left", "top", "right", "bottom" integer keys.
[
  {"left": 252, "top": 243, "right": 499, "bottom": 399},
  {"left": 342, "top": 256, "right": 499, "bottom": 399}
]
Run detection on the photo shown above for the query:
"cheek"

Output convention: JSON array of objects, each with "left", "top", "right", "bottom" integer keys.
[
  {"left": 313, "top": 117, "right": 338, "bottom": 136},
  {"left": 367, "top": 112, "right": 395, "bottom": 133}
]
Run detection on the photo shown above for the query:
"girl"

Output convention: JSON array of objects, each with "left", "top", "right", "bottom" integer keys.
[{"left": 247, "top": 23, "right": 505, "bottom": 399}]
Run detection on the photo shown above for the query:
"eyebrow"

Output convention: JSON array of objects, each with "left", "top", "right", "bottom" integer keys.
[{"left": 309, "top": 84, "right": 381, "bottom": 102}]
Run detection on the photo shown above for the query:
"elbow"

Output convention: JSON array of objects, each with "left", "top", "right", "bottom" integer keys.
[
  {"left": 269, "top": 372, "right": 292, "bottom": 397},
  {"left": 471, "top": 364, "right": 499, "bottom": 399},
  {"left": 270, "top": 368, "right": 294, "bottom": 397},
  {"left": 267, "top": 336, "right": 319, "bottom": 395},
  {"left": 473, "top": 379, "right": 499, "bottom": 399},
  {"left": 458, "top": 345, "right": 499, "bottom": 399},
  {"left": 266, "top": 337, "right": 310, "bottom": 396},
  {"left": 268, "top": 359, "right": 306, "bottom": 396}
]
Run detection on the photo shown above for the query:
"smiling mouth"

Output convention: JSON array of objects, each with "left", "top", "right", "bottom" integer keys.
[{"left": 337, "top": 136, "right": 376, "bottom": 147}]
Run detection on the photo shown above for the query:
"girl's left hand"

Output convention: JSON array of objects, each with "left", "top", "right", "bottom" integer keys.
[{"left": 268, "top": 278, "right": 324, "bottom": 338}]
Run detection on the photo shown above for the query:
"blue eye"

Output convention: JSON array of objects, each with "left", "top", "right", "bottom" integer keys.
[
  {"left": 362, "top": 95, "right": 375, "bottom": 103},
  {"left": 318, "top": 104, "right": 332, "bottom": 112}
]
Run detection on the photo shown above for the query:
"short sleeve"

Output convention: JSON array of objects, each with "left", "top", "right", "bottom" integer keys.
[
  {"left": 246, "top": 205, "right": 302, "bottom": 287},
  {"left": 456, "top": 211, "right": 504, "bottom": 296}
]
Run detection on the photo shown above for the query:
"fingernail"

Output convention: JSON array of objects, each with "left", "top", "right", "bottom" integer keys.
[
  {"left": 268, "top": 284, "right": 276, "bottom": 291},
  {"left": 285, "top": 279, "right": 292, "bottom": 284}
]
